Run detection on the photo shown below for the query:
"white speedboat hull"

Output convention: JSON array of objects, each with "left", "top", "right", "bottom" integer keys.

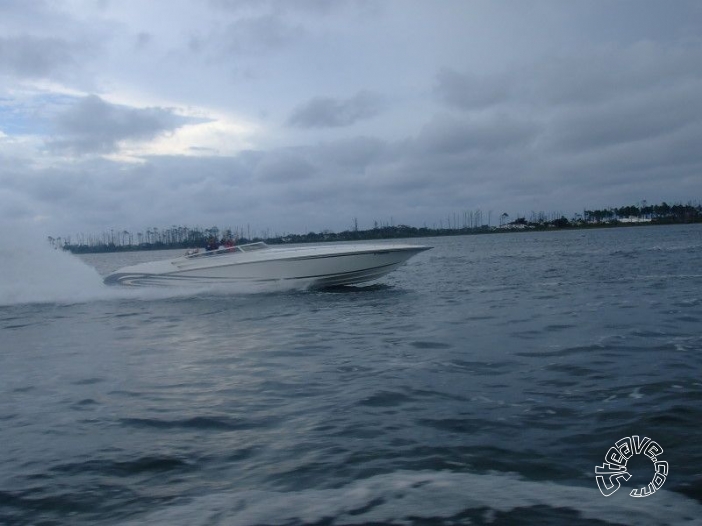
[{"left": 104, "top": 242, "right": 430, "bottom": 288}]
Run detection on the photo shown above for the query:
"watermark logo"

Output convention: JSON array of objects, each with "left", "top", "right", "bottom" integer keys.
[{"left": 595, "top": 435, "right": 668, "bottom": 497}]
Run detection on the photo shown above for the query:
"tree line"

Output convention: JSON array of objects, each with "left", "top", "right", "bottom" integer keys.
[
  {"left": 51, "top": 226, "right": 248, "bottom": 253},
  {"left": 51, "top": 200, "right": 702, "bottom": 253},
  {"left": 583, "top": 201, "right": 701, "bottom": 223}
]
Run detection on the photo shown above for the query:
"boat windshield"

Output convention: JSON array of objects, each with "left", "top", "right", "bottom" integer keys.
[
  {"left": 183, "top": 242, "right": 269, "bottom": 259},
  {"left": 238, "top": 242, "right": 269, "bottom": 252}
]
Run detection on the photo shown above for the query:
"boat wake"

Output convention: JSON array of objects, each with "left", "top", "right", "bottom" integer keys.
[
  {"left": 0, "top": 228, "right": 110, "bottom": 306},
  {"left": 121, "top": 470, "right": 702, "bottom": 526}
]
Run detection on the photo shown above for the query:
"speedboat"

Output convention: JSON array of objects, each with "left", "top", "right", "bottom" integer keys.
[{"left": 103, "top": 241, "right": 431, "bottom": 287}]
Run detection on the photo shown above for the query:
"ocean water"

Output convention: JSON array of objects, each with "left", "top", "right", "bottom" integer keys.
[{"left": 1, "top": 225, "right": 701, "bottom": 525}]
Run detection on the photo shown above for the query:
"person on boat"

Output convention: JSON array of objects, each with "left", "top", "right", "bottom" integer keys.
[
  {"left": 205, "top": 236, "right": 219, "bottom": 251},
  {"left": 219, "top": 236, "right": 236, "bottom": 252}
]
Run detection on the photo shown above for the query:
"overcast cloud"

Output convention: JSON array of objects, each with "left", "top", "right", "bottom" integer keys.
[
  {"left": 0, "top": 35, "right": 83, "bottom": 79},
  {"left": 1, "top": 0, "right": 701, "bottom": 238},
  {"left": 288, "top": 91, "right": 384, "bottom": 128},
  {"left": 45, "top": 95, "right": 204, "bottom": 154}
]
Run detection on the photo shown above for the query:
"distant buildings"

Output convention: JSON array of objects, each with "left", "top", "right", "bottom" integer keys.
[{"left": 618, "top": 216, "right": 652, "bottom": 223}]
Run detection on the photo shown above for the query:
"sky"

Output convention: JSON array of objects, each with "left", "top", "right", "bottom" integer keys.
[{"left": 1, "top": 0, "right": 702, "bottom": 239}]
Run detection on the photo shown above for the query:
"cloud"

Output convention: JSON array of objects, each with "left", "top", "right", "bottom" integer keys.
[
  {"left": 209, "top": 0, "right": 358, "bottom": 17},
  {"left": 547, "top": 83, "right": 702, "bottom": 153},
  {"left": 435, "top": 68, "right": 511, "bottom": 111},
  {"left": 427, "top": 39, "right": 702, "bottom": 207},
  {"left": 288, "top": 91, "right": 384, "bottom": 128},
  {"left": 189, "top": 10, "right": 308, "bottom": 59},
  {"left": 0, "top": 35, "right": 81, "bottom": 79},
  {"left": 221, "top": 14, "right": 305, "bottom": 55},
  {"left": 438, "top": 41, "right": 702, "bottom": 112},
  {"left": 2, "top": 1, "right": 702, "bottom": 238},
  {"left": 253, "top": 151, "right": 317, "bottom": 183},
  {"left": 135, "top": 32, "right": 152, "bottom": 50},
  {"left": 414, "top": 113, "right": 538, "bottom": 156},
  {"left": 47, "top": 95, "right": 205, "bottom": 155},
  {"left": 313, "top": 136, "right": 386, "bottom": 169}
]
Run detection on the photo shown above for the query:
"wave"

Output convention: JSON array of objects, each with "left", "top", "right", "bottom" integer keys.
[{"left": 122, "top": 470, "right": 702, "bottom": 526}]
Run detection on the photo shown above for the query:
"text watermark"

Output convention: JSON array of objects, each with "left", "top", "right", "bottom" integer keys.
[{"left": 595, "top": 435, "right": 668, "bottom": 497}]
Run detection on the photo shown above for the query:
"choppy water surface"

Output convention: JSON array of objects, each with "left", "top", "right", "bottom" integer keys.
[{"left": 1, "top": 225, "right": 701, "bottom": 525}]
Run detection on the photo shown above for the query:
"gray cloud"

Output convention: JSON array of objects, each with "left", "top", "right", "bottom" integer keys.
[
  {"left": 4, "top": 93, "right": 702, "bottom": 239},
  {"left": 2, "top": 1, "right": 702, "bottom": 238},
  {"left": 435, "top": 68, "right": 511, "bottom": 111},
  {"left": 414, "top": 114, "right": 538, "bottom": 156},
  {"left": 47, "top": 95, "right": 203, "bottom": 155},
  {"left": 313, "top": 136, "right": 386, "bottom": 170},
  {"left": 547, "top": 83, "right": 702, "bottom": 153},
  {"left": 135, "top": 32, "right": 152, "bottom": 50},
  {"left": 0, "top": 35, "right": 80, "bottom": 79},
  {"left": 288, "top": 91, "right": 384, "bottom": 128},
  {"left": 438, "top": 42, "right": 702, "bottom": 112},
  {"left": 209, "top": 0, "right": 365, "bottom": 17},
  {"left": 427, "top": 39, "right": 702, "bottom": 213},
  {"left": 221, "top": 14, "right": 305, "bottom": 55},
  {"left": 253, "top": 151, "right": 317, "bottom": 183}
]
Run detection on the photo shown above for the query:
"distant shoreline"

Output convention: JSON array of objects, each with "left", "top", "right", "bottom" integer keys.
[{"left": 62, "top": 217, "right": 700, "bottom": 254}]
